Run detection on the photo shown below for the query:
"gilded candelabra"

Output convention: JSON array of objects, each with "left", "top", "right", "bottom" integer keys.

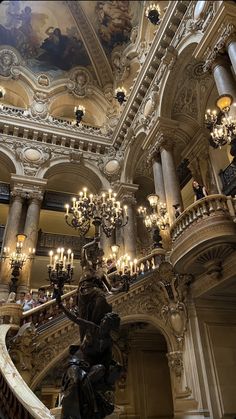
[{"left": 65, "top": 188, "right": 128, "bottom": 237}]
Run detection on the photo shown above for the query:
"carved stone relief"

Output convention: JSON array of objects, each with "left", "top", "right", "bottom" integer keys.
[
  {"left": 67, "top": 67, "right": 93, "bottom": 98},
  {"left": 14, "top": 143, "right": 51, "bottom": 177},
  {"left": 0, "top": 47, "right": 21, "bottom": 77},
  {"left": 98, "top": 147, "right": 124, "bottom": 182}
]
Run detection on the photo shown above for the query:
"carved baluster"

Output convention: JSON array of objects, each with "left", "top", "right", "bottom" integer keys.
[
  {"left": 208, "top": 197, "right": 215, "bottom": 214},
  {"left": 201, "top": 200, "right": 208, "bottom": 217}
]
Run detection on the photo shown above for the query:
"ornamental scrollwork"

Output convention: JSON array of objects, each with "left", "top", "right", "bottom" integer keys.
[
  {"left": 98, "top": 147, "right": 124, "bottom": 182},
  {"left": 156, "top": 262, "right": 191, "bottom": 350},
  {"left": 8, "top": 323, "right": 38, "bottom": 378},
  {"left": 67, "top": 67, "right": 93, "bottom": 98},
  {"left": 0, "top": 47, "right": 21, "bottom": 77},
  {"left": 14, "top": 143, "right": 51, "bottom": 176}
]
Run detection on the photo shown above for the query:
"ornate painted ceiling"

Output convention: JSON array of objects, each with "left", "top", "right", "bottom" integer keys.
[{"left": 0, "top": 0, "right": 142, "bottom": 82}]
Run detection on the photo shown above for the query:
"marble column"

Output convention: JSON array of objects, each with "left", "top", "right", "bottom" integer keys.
[
  {"left": 160, "top": 143, "right": 183, "bottom": 224},
  {"left": 212, "top": 56, "right": 236, "bottom": 102},
  {"left": 122, "top": 194, "right": 137, "bottom": 259},
  {"left": 18, "top": 195, "right": 42, "bottom": 293},
  {"left": 226, "top": 36, "right": 236, "bottom": 77},
  {"left": 100, "top": 230, "right": 114, "bottom": 259},
  {"left": 152, "top": 152, "right": 166, "bottom": 203},
  {"left": 0, "top": 193, "right": 24, "bottom": 299}
]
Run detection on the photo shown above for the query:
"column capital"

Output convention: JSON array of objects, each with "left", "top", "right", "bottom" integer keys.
[
  {"left": 147, "top": 145, "right": 161, "bottom": 166},
  {"left": 10, "top": 174, "right": 47, "bottom": 203},
  {"left": 203, "top": 23, "right": 236, "bottom": 72},
  {"left": 115, "top": 183, "right": 138, "bottom": 206}
]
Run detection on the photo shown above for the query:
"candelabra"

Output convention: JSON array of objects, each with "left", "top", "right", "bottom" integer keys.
[
  {"left": 0, "top": 86, "right": 5, "bottom": 99},
  {"left": 1, "top": 234, "right": 35, "bottom": 292},
  {"left": 205, "top": 95, "right": 236, "bottom": 148},
  {"left": 74, "top": 105, "right": 85, "bottom": 125},
  {"left": 65, "top": 188, "right": 128, "bottom": 238},
  {"left": 47, "top": 248, "right": 74, "bottom": 292},
  {"left": 145, "top": 3, "right": 161, "bottom": 25},
  {"left": 115, "top": 87, "right": 127, "bottom": 105},
  {"left": 138, "top": 194, "right": 169, "bottom": 248}
]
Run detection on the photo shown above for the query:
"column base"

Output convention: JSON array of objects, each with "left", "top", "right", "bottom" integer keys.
[{"left": 0, "top": 283, "right": 9, "bottom": 301}]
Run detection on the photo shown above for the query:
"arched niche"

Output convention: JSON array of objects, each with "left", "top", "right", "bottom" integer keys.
[
  {"left": 0, "top": 79, "right": 30, "bottom": 108},
  {"left": 122, "top": 131, "right": 147, "bottom": 183},
  {"left": 0, "top": 149, "right": 18, "bottom": 182},
  {"left": 41, "top": 161, "right": 108, "bottom": 194},
  {"left": 49, "top": 91, "right": 109, "bottom": 127}
]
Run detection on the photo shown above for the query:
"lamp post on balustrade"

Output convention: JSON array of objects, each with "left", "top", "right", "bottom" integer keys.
[
  {"left": 1, "top": 233, "right": 35, "bottom": 293},
  {"left": 47, "top": 248, "right": 74, "bottom": 297},
  {"left": 138, "top": 194, "right": 170, "bottom": 249}
]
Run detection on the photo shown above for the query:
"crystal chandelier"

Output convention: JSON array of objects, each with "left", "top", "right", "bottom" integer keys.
[
  {"left": 47, "top": 248, "right": 74, "bottom": 290},
  {"left": 2, "top": 234, "right": 35, "bottom": 292},
  {"left": 138, "top": 194, "right": 169, "bottom": 231},
  {"left": 65, "top": 188, "right": 128, "bottom": 237},
  {"left": 205, "top": 95, "right": 236, "bottom": 148}
]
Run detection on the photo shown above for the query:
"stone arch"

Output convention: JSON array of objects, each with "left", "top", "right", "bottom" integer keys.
[
  {"left": 0, "top": 146, "right": 22, "bottom": 180},
  {"left": 38, "top": 159, "right": 110, "bottom": 193},
  {"left": 0, "top": 78, "right": 30, "bottom": 109},
  {"left": 121, "top": 131, "right": 147, "bottom": 183},
  {"left": 121, "top": 314, "right": 176, "bottom": 352},
  {"left": 159, "top": 42, "right": 214, "bottom": 140},
  {"left": 30, "top": 313, "right": 175, "bottom": 392}
]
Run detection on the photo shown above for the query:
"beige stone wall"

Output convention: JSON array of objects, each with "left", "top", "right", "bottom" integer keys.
[
  {"left": 195, "top": 300, "right": 236, "bottom": 419},
  {"left": 115, "top": 330, "right": 173, "bottom": 419}
]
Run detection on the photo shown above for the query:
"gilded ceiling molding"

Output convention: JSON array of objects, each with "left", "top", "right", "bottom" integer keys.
[{"left": 66, "top": 1, "right": 113, "bottom": 88}]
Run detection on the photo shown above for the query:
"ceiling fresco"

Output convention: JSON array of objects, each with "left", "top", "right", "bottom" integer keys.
[
  {"left": 0, "top": 0, "right": 92, "bottom": 76},
  {"left": 0, "top": 0, "right": 142, "bottom": 78},
  {"left": 81, "top": 1, "right": 142, "bottom": 54}
]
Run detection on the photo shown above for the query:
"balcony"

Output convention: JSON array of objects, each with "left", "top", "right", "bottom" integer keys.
[{"left": 170, "top": 195, "right": 236, "bottom": 274}]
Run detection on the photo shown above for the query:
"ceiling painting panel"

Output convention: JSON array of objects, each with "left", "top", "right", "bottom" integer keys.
[
  {"left": 0, "top": 0, "right": 92, "bottom": 77},
  {"left": 81, "top": 1, "right": 142, "bottom": 56}
]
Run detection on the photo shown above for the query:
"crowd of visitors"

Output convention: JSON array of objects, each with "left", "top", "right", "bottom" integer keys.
[{"left": 16, "top": 287, "right": 49, "bottom": 311}]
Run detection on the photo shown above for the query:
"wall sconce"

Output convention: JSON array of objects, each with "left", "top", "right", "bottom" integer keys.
[
  {"left": 0, "top": 86, "right": 5, "bottom": 99},
  {"left": 74, "top": 105, "right": 85, "bottom": 125},
  {"left": 115, "top": 87, "right": 127, "bottom": 105},
  {"left": 145, "top": 3, "right": 161, "bottom": 25},
  {"left": 2, "top": 233, "right": 35, "bottom": 292}
]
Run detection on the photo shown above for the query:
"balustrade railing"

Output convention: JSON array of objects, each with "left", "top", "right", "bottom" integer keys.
[
  {"left": 22, "top": 249, "right": 165, "bottom": 329},
  {"left": 0, "top": 324, "right": 54, "bottom": 419},
  {"left": 170, "top": 194, "right": 232, "bottom": 242}
]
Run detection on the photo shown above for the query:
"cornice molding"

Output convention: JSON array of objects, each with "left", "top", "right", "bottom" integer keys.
[{"left": 111, "top": 1, "right": 189, "bottom": 148}]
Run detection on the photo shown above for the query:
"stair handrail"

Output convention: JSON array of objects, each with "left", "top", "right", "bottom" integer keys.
[
  {"left": 0, "top": 324, "right": 54, "bottom": 419},
  {"left": 22, "top": 248, "right": 165, "bottom": 327}
]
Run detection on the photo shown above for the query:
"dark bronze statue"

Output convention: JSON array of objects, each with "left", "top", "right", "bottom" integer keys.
[{"left": 56, "top": 238, "right": 123, "bottom": 419}]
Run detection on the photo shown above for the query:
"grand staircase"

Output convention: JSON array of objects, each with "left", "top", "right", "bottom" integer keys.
[{"left": 0, "top": 249, "right": 164, "bottom": 419}]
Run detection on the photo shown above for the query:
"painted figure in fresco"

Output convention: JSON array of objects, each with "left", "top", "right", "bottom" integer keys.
[
  {"left": 96, "top": 1, "right": 132, "bottom": 49},
  {"left": 0, "top": 1, "right": 90, "bottom": 72}
]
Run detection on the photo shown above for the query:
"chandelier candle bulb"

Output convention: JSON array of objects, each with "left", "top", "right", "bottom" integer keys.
[
  {"left": 65, "top": 204, "right": 69, "bottom": 216},
  {"left": 83, "top": 188, "right": 87, "bottom": 198},
  {"left": 134, "top": 258, "right": 137, "bottom": 273},
  {"left": 71, "top": 252, "right": 74, "bottom": 266},
  {"left": 49, "top": 251, "right": 53, "bottom": 266},
  {"left": 108, "top": 189, "right": 112, "bottom": 200}
]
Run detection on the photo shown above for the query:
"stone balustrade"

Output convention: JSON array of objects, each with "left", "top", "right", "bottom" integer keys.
[
  {"left": 0, "top": 324, "right": 54, "bottom": 419},
  {"left": 0, "top": 105, "right": 111, "bottom": 156},
  {"left": 170, "top": 194, "right": 230, "bottom": 242},
  {"left": 170, "top": 194, "right": 236, "bottom": 272},
  {"left": 22, "top": 249, "right": 165, "bottom": 329}
]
